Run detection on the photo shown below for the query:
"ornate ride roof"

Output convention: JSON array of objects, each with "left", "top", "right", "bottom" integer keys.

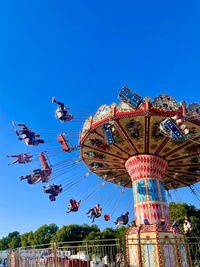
[{"left": 80, "top": 95, "right": 200, "bottom": 190}]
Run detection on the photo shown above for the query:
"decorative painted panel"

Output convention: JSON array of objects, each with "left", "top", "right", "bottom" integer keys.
[
  {"left": 132, "top": 185, "right": 135, "bottom": 204},
  {"left": 126, "top": 155, "right": 168, "bottom": 181},
  {"left": 162, "top": 243, "right": 177, "bottom": 267},
  {"left": 160, "top": 181, "right": 167, "bottom": 202},
  {"left": 179, "top": 244, "right": 189, "bottom": 267},
  {"left": 163, "top": 205, "right": 169, "bottom": 224},
  {"left": 137, "top": 180, "right": 147, "bottom": 202},
  {"left": 136, "top": 202, "right": 170, "bottom": 225},
  {"left": 149, "top": 203, "right": 162, "bottom": 224},
  {"left": 142, "top": 243, "right": 158, "bottom": 267},
  {"left": 136, "top": 203, "right": 150, "bottom": 225},
  {"left": 148, "top": 179, "right": 159, "bottom": 201}
]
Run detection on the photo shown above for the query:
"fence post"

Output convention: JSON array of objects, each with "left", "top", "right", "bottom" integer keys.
[
  {"left": 122, "top": 236, "right": 128, "bottom": 267},
  {"left": 54, "top": 242, "right": 58, "bottom": 267},
  {"left": 86, "top": 241, "right": 89, "bottom": 267},
  {"left": 16, "top": 248, "right": 20, "bottom": 267}
]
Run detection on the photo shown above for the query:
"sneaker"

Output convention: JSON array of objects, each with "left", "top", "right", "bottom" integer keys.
[{"left": 52, "top": 97, "right": 56, "bottom": 103}]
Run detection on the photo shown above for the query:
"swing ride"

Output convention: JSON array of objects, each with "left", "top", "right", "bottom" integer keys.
[
  {"left": 79, "top": 87, "right": 200, "bottom": 266},
  {"left": 10, "top": 99, "right": 110, "bottom": 223},
  {"left": 9, "top": 88, "right": 200, "bottom": 266}
]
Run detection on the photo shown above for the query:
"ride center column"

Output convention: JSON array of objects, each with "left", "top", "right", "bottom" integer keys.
[{"left": 125, "top": 155, "right": 169, "bottom": 225}]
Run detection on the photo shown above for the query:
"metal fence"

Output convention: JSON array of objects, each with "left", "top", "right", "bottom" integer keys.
[
  {"left": 3, "top": 237, "right": 200, "bottom": 267},
  {"left": 7, "top": 239, "right": 124, "bottom": 267}
]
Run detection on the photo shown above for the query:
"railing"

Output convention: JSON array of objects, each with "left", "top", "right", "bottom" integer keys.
[
  {"left": 10, "top": 239, "right": 124, "bottom": 267},
  {"left": 187, "top": 237, "right": 200, "bottom": 267},
  {"left": 2, "top": 237, "right": 200, "bottom": 267}
]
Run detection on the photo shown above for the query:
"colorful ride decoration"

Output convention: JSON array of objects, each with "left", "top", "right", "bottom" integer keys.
[{"left": 80, "top": 88, "right": 200, "bottom": 267}]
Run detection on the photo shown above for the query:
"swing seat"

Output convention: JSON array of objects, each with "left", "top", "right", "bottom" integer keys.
[
  {"left": 71, "top": 207, "right": 78, "bottom": 212},
  {"left": 104, "top": 214, "right": 111, "bottom": 221},
  {"left": 160, "top": 118, "right": 187, "bottom": 142},
  {"left": 103, "top": 123, "right": 115, "bottom": 145},
  {"left": 55, "top": 108, "right": 64, "bottom": 119},
  {"left": 69, "top": 199, "right": 79, "bottom": 212},
  {"left": 58, "top": 133, "right": 71, "bottom": 152},
  {"left": 55, "top": 108, "right": 73, "bottom": 122},
  {"left": 118, "top": 86, "right": 143, "bottom": 109},
  {"left": 39, "top": 152, "right": 51, "bottom": 170}
]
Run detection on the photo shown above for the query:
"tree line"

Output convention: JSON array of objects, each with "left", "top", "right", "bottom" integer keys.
[
  {"left": 1, "top": 202, "right": 200, "bottom": 250},
  {"left": 0, "top": 224, "right": 128, "bottom": 250}
]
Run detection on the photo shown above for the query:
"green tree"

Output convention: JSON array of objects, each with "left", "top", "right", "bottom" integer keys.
[
  {"left": 21, "top": 231, "right": 35, "bottom": 247},
  {"left": 7, "top": 231, "right": 21, "bottom": 249},
  {"left": 33, "top": 224, "right": 58, "bottom": 245},
  {"left": 0, "top": 237, "right": 9, "bottom": 250},
  {"left": 101, "top": 228, "right": 116, "bottom": 240},
  {"left": 83, "top": 231, "right": 102, "bottom": 241},
  {"left": 53, "top": 224, "right": 101, "bottom": 243}
]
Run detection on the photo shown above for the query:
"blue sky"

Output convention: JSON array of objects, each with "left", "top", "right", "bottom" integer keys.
[{"left": 0, "top": 0, "right": 200, "bottom": 238}]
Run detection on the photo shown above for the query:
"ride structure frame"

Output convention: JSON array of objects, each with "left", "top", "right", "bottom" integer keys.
[{"left": 80, "top": 92, "right": 200, "bottom": 267}]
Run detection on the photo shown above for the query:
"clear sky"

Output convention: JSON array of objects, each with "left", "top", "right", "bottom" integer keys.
[{"left": 0, "top": 0, "right": 200, "bottom": 238}]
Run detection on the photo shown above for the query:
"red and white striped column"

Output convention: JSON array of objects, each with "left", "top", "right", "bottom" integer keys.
[{"left": 125, "top": 154, "right": 169, "bottom": 225}]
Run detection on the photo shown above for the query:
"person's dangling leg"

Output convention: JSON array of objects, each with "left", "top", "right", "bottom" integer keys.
[
  {"left": 56, "top": 101, "right": 65, "bottom": 111},
  {"left": 91, "top": 215, "right": 96, "bottom": 223},
  {"left": 8, "top": 159, "right": 18, "bottom": 166},
  {"left": 52, "top": 97, "right": 65, "bottom": 111},
  {"left": 13, "top": 121, "right": 27, "bottom": 127},
  {"left": 86, "top": 208, "right": 93, "bottom": 215}
]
